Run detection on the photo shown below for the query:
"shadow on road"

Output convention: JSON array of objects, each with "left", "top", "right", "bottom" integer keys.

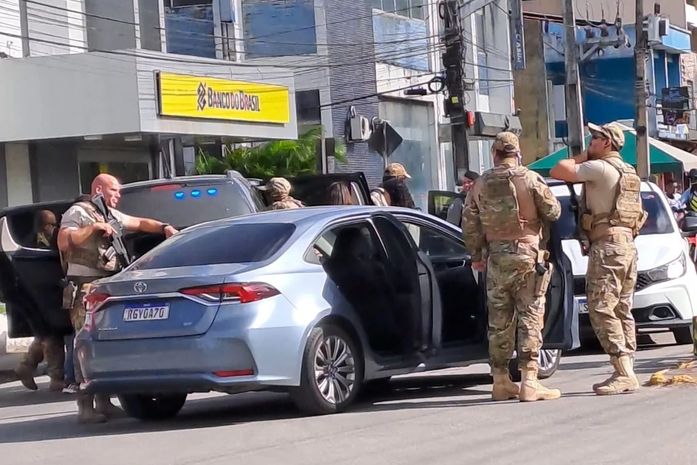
[
  {"left": 0, "top": 372, "right": 499, "bottom": 443},
  {"left": 0, "top": 381, "right": 75, "bottom": 408}
]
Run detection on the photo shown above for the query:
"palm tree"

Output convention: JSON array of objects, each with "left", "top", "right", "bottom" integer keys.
[{"left": 195, "top": 126, "right": 346, "bottom": 178}]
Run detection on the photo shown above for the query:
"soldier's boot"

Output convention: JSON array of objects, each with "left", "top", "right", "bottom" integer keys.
[
  {"left": 77, "top": 393, "right": 107, "bottom": 424},
  {"left": 592, "top": 356, "right": 621, "bottom": 391},
  {"left": 491, "top": 373, "right": 519, "bottom": 401},
  {"left": 14, "top": 339, "right": 44, "bottom": 391},
  {"left": 95, "top": 394, "right": 122, "bottom": 418},
  {"left": 519, "top": 368, "right": 561, "bottom": 402},
  {"left": 45, "top": 337, "right": 65, "bottom": 392},
  {"left": 594, "top": 355, "right": 639, "bottom": 396}
]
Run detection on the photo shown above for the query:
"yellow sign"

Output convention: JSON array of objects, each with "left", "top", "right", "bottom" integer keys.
[{"left": 157, "top": 72, "right": 290, "bottom": 124}]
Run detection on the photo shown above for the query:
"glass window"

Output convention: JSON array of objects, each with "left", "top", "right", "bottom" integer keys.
[
  {"left": 401, "top": 221, "right": 467, "bottom": 258},
  {"left": 475, "top": 11, "right": 489, "bottom": 96},
  {"left": 243, "top": 0, "right": 317, "bottom": 58},
  {"left": 131, "top": 223, "right": 295, "bottom": 270},
  {"left": 371, "top": 0, "right": 383, "bottom": 10},
  {"left": 79, "top": 161, "right": 150, "bottom": 195},
  {"left": 118, "top": 182, "right": 254, "bottom": 229},
  {"left": 410, "top": 0, "right": 425, "bottom": 19},
  {"left": 306, "top": 222, "right": 380, "bottom": 264},
  {"left": 395, "top": 0, "right": 410, "bottom": 15},
  {"left": 164, "top": 2, "right": 216, "bottom": 58},
  {"left": 296, "top": 90, "right": 321, "bottom": 126}
]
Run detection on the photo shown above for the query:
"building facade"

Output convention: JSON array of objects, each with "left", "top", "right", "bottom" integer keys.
[
  {"left": 516, "top": 0, "right": 696, "bottom": 165},
  {"left": 0, "top": 0, "right": 518, "bottom": 210}
]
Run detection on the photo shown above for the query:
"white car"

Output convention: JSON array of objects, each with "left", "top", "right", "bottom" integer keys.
[{"left": 549, "top": 180, "right": 697, "bottom": 345}]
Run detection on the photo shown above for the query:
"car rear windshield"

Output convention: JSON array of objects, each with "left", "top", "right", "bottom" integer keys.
[
  {"left": 130, "top": 223, "right": 296, "bottom": 270},
  {"left": 557, "top": 191, "right": 673, "bottom": 239},
  {"left": 118, "top": 182, "right": 253, "bottom": 229}
]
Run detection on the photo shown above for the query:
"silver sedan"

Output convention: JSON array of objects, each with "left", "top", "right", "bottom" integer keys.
[{"left": 77, "top": 206, "right": 577, "bottom": 420}]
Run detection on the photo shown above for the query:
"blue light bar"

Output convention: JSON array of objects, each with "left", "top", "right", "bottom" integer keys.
[
  {"left": 174, "top": 192, "right": 185, "bottom": 200},
  {"left": 207, "top": 188, "right": 218, "bottom": 196},
  {"left": 191, "top": 189, "right": 201, "bottom": 198}
]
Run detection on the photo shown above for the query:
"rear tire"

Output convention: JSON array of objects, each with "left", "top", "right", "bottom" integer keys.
[
  {"left": 118, "top": 393, "right": 187, "bottom": 421},
  {"left": 672, "top": 327, "right": 693, "bottom": 345},
  {"left": 291, "top": 324, "right": 363, "bottom": 415},
  {"left": 509, "top": 349, "right": 562, "bottom": 382}
]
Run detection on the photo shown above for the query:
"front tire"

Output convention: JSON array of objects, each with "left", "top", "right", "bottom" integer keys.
[
  {"left": 291, "top": 324, "right": 364, "bottom": 415},
  {"left": 509, "top": 349, "right": 562, "bottom": 382},
  {"left": 118, "top": 393, "right": 187, "bottom": 421}
]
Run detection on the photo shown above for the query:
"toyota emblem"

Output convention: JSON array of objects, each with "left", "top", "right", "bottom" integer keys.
[{"left": 134, "top": 282, "right": 148, "bottom": 294}]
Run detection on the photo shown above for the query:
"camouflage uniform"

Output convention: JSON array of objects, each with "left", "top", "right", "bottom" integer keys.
[
  {"left": 60, "top": 200, "right": 128, "bottom": 423},
  {"left": 577, "top": 123, "right": 646, "bottom": 395},
  {"left": 264, "top": 177, "right": 304, "bottom": 210},
  {"left": 463, "top": 132, "right": 561, "bottom": 402}
]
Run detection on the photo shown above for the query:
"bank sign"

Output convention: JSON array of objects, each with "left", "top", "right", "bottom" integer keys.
[{"left": 156, "top": 72, "right": 290, "bottom": 124}]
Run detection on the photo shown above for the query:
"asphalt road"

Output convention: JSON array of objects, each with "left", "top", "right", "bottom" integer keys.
[{"left": 1, "top": 334, "right": 695, "bottom": 465}]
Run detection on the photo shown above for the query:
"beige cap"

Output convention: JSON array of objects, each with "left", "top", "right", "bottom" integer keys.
[
  {"left": 262, "top": 177, "right": 292, "bottom": 198},
  {"left": 588, "top": 122, "right": 625, "bottom": 150},
  {"left": 492, "top": 132, "right": 520, "bottom": 155},
  {"left": 384, "top": 162, "right": 411, "bottom": 179}
]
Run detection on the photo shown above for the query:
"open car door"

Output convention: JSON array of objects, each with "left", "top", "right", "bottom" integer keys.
[
  {"left": 540, "top": 218, "right": 580, "bottom": 350},
  {"left": 371, "top": 213, "right": 443, "bottom": 353},
  {"left": 287, "top": 173, "right": 372, "bottom": 206},
  {"left": 428, "top": 191, "right": 465, "bottom": 227},
  {"left": 0, "top": 202, "right": 73, "bottom": 338}
]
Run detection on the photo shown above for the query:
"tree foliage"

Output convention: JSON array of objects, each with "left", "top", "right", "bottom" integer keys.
[{"left": 195, "top": 126, "right": 345, "bottom": 178}]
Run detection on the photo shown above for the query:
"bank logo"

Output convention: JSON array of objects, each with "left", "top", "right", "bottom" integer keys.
[{"left": 197, "top": 82, "right": 207, "bottom": 111}]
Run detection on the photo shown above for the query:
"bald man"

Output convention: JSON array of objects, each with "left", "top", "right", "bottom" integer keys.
[{"left": 58, "top": 174, "right": 178, "bottom": 424}]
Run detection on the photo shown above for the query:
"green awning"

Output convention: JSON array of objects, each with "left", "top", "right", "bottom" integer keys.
[{"left": 528, "top": 128, "right": 687, "bottom": 176}]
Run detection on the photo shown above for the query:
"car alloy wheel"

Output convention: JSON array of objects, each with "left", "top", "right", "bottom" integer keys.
[
  {"left": 313, "top": 335, "right": 356, "bottom": 404},
  {"left": 509, "top": 348, "right": 562, "bottom": 381}
]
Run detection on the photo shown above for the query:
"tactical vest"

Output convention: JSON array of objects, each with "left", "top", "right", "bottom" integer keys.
[
  {"left": 478, "top": 165, "right": 540, "bottom": 241},
  {"left": 65, "top": 202, "right": 119, "bottom": 273},
  {"left": 580, "top": 155, "right": 647, "bottom": 239}
]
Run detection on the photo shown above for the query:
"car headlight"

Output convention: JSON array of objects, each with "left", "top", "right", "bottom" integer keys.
[{"left": 647, "top": 254, "right": 686, "bottom": 282}]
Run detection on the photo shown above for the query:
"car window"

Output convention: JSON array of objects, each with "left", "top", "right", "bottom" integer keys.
[
  {"left": 130, "top": 223, "right": 295, "bottom": 270},
  {"left": 305, "top": 222, "right": 379, "bottom": 265},
  {"left": 118, "top": 182, "right": 254, "bottom": 229},
  {"left": 557, "top": 191, "right": 674, "bottom": 239},
  {"left": 401, "top": 220, "right": 468, "bottom": 258}
]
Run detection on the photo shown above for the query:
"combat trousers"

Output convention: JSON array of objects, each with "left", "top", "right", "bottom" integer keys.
[
  {"left": 486, "top": 249, "right": 551, "bottom": 375},
  {"left": 586, "top": 233, "right": 638, "bottom": 357},
  {"left": 68, "top": 277, "right": 99, "bottom": 385},
  {"left": 18, "top": 336, "right": 64, "bottom": 381}
]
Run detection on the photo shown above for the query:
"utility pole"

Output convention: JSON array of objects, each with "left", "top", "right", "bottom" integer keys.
[
  {"left": 563, "top": 0, "right": 585, "bottom": 157},
  {"left": 440, "top": 0, "right": 470, "bottom": 181},
  {"left": 635, "top": 0, "right": 650, "bottom": 179}
]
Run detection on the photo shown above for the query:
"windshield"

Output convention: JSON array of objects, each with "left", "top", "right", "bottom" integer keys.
[
  {"left": 130, "top": 223, "right": 296, "bottom": 270},
  {"left": 118, "top": 182, "right": 253, "bottom": 229},
  {"left": 557, "top": 191, "right": 674, "bottom": 239}
]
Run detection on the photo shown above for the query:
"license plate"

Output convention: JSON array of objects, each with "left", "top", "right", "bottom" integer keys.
[
  {"left": 577, "top": 298, "right": 588, "bottom": 314},
  {"left": 123, "top": 304, "right": 170, "bottom": 322}
]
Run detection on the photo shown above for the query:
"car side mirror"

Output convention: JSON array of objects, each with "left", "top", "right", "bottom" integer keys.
[{"left": 682, "top": 216, "right": 697, "bottom": 234}]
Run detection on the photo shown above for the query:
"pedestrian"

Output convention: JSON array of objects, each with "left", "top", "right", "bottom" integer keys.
[
  {"left": 57, "top": 174, "right": 178, "bottom": 423},
  {"left": 679, "top": 169, "right": 697, "bottom": 214},
  {"left": 446, "top": 171, "right": 480, "bottom": 226},
  {"left": 263, "top": 177, "right": 304, "bottom": 210},
  {"left": 549, "top": 122, "right": 646, "bottom": 395},
  {"left": 382, "top": 162, "right": 416, "bottom": 209},
  {"left": 327, "top": 182, "right": 354, "bottom": 205},
  {"left": 462, "top": 132, "right": 562, "bottom": 402},
  {"left": 14, "top": 209, "right": 65, "bottom": 392}
]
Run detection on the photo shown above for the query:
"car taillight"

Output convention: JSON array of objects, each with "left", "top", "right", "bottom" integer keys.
[
  {"left": 180, "top": 283, "right": 279, "bottom": 303},
  {"left": 84, "top": 292, "right": 110, "bottom": 313}
]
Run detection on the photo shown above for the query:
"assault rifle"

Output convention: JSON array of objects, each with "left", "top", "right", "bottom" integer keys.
[{"left": 92, "top": 194, "right": 132, "bottom": 269}]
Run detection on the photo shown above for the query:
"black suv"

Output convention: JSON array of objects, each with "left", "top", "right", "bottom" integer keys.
[{"left": 0, "top": 171, "right": 371, "bottom": 340}]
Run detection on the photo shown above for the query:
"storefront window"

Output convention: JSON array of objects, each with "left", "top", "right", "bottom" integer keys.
[
  {"left": 378, "top": 100, "right": 438, "bottom": 211},
  {"left": 79, "top": 162, "right": 150, "bottom": 194}
]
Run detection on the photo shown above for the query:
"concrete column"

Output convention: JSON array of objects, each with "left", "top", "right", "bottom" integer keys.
[{"left": 4, "top": 143, "right": 33, "bottom": 206}]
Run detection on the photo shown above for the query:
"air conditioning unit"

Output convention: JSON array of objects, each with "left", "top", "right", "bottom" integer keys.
[
  {"left": 648, "top": 15, "right": 670, "bottom": 44},
  {"left": 348, "top": 114, "right": 372, "bottom": 142}
]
